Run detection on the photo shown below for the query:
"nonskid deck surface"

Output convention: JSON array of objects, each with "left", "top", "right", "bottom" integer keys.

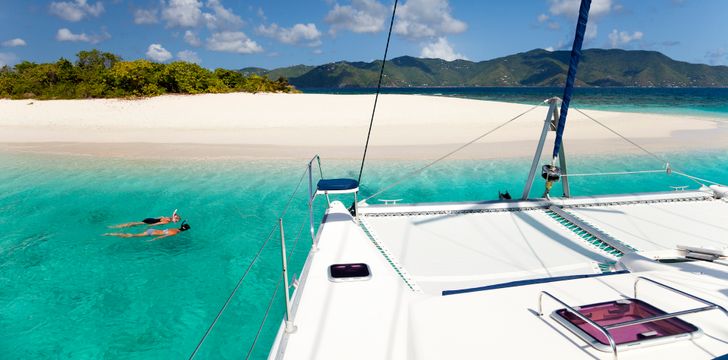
[{"left": 271, "top": 192, "right": 728, "bottom": 359}]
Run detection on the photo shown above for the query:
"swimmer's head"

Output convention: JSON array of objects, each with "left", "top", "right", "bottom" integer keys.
[
  {"left": 172, "top": 214, "right": 181, "bottom": 222},
  {"left": 179, "top": 221, "right": 190, "bottom": 231}
]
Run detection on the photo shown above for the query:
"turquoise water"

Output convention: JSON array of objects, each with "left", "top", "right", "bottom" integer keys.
[
  {"left": 303, "top": 87, "right": 728, "bottom": 117},
  {"left": 2, "top": 150, "right": 728, "bottom": 359}
]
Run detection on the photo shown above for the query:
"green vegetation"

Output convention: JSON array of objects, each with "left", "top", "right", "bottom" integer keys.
[
  {"left": 0, "top": 49, "right": 295, "bottom": 99},
  {"left": 251, "top": 49, "right": 728, "bottom": 88}
]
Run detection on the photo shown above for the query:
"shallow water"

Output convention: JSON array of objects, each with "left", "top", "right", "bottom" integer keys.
[{"left": 1, "top": 150, "right": 727, "bottom": 359}]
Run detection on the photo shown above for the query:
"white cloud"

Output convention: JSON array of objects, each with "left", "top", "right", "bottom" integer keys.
[
  {"left": 705, "top": 48, "right": 726, "bottom": 65},
  {"left": 134, "top": 8, "right": 158, "bottom": 24},
  {"left": 2, "top": 38, "right": 26, "bottom": 47},
  {"left": 548, "top": 0, "right": 612, "bottom": 19},
  {"left": 420, "top": 37, "right": 466, "bottom": 61},
  {"left": 608, "top": 29, "right": 643, "bottom": 48},
  {"left": 203, "top": 0, "right": 244, "bottom": 30},
  {"left": 0, "top": 52, "right": 18, "bottom": 67},
  {"left": 537, "top": 13, "right": 549, "bottom": 23},
  {"left": 206, "top": 31, "right": 263, "bottom": 54},
  {"left": 162, "top": 0, "right": 203, "bottom": 28},
  {"left": 394, "top": 0, "right": 467, "bottom": 39},
  {"left": 258, "top": 23, "right": 322, "bottom": 47},
  {"left": 159, "top": 0, "right": 244, "bottom": 29},
  {"left": 55, "top": 28, "right": 110, "bottom": 44},
  {"left": 50, "top": 0, "right": 104, "bottom": 22},
  {"left": 146, "top": 43, "right": 173, "bottom": 62},
  {"left": 177, "top": 50, "right": 201, "bottom": 63},
  {"left": 184, "top": 30, "right": 201, "bottom": 46},
  {"left": 325, "top": 0, "right": 387, "bottom": 34},
  {"left": 586, "top": 22, "right": 598, "bottom": 40}
]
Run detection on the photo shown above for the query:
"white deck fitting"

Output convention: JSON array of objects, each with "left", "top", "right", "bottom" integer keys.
[
  {"left": 362, "top": 209, "right": 616, "bottom": 293},
  {"left": 566, "top": 199, "right": 728, "bottom": 252}
]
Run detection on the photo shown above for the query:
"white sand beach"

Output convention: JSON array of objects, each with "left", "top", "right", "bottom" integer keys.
[{"left": 1, "top": 93, "right": 726, "bottom": 159}]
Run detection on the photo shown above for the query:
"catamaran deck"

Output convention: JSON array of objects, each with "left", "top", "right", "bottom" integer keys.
[{"left": 269, "top": 191, "right": 728, "bottom": 359}]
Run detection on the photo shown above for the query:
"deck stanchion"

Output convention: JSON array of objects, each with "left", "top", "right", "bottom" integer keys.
[
  {"left": 279, "top": 218, "right": 297, "bottom": 334},
  {"left": 308, "top": 160, "right": 317, "bottom": 250}
]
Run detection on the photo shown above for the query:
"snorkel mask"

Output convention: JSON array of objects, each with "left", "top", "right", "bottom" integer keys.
[{"left": 179, "top": 220, "right": 190, "bottom": 231}]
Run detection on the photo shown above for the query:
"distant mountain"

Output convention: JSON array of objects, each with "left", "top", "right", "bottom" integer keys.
[{"left": 243, "top": 49, "right": 728, "bottom": 88}]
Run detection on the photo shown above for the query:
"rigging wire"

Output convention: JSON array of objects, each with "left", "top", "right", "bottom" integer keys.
[
  {"left": 188, "top": 166, "right": 309, "bottom": 360},
  {"left": 570, "top": 107, "right": 710, "bottom": 187},
  {"left": 561, "top": 169, "right": 667, "bottom": 177},
  {"left": 245, "top": 218, "right": 307, "bottom": 360},
  {"left": 363, "top": 102, "right": 544, "bottom": 202},
  {"left": 357, "top": 0, "right": 399, "bottom": 185}
]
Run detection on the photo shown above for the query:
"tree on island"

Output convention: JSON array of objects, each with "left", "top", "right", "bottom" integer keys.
[{"left": 0, "top": 49, "right": 295, "bottom": 99}]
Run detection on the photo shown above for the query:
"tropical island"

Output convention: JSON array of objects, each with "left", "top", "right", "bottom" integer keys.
[
  {"left": 247, "top": 49, "right": 728, "bottom": 88},
  {"left": 0, "top": 49, "right": 295, "bottom": 100}
]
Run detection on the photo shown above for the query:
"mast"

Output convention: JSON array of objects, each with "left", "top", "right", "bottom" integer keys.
[{"left": 551, "top": 0, "right": 592, "bottom": 161}]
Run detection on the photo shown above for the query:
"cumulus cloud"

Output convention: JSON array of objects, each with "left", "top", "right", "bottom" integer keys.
[
  {"left": 394, "top": 0, "right": 467, "bottom": 39},
  {"left": 608, "top": 29, "right": 643, "bottom": 48},
  {"left": 537, "top": 13, "right": 549, "bottom": 23},
  {"left": 50, "top": 0, "right": 104, "bottom": 22},
  {"left": 203, "top": 0, "right": 244, "bottom": 30},
  {"left": 177, "top": 50, "right": 201, "bottom": 63},
  {"left": 258, "top": 23, "right": 322, "bottom": 47},
  {"left": 184, "top": 30, "right": 201, "bottom": 46},
  {"left": 158, "top": 0, "right": 244, "bottom": 29},
  {"left": 420, "top": 37, "right": 466, "bottom": 61},
  {"left": 206, "top": 31, "right": 263, "bottom": 54},
  {"left": 134, "top": 8, "right": 158, "bottom": 24},
  {"left": 56, "top": 28, "right": 110, "bottom": 44},
  {"left": 325, "top": 0, "right": 388, "bottom": 34},
  {"left": 146, "top": 43, "right": 173, "bottom": 62},
  {"left": 705, "top": 48, "right": 726, "bottom": 65},
  {"left": 0, "top": 52, "right": 18, "bottom": 67},
  {"left": 2, "top": 38, "right": 26, "bottom": 47},
  {"left": 162, "top": 0, "right": 203, "bottom": 27}
]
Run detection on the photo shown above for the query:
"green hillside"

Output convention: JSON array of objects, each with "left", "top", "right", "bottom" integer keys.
[{"left": 247, "top": 49, "right": 728, "bottom": 88}]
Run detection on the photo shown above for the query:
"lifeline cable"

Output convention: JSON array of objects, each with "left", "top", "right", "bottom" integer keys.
[
  {"left": 188, "top": 166, "right": 309, "bottom": 360},
  {"left": 357, "top": 0, "right": 399, "bottom": 185}
]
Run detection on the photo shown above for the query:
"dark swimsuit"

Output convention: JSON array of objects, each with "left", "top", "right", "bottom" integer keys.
[{"left": 142, "top": 217, "right": 162, "bottom": 225}]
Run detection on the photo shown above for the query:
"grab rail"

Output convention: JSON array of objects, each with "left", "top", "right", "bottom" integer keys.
[
  {"left": 538, "top": 291, "right": 618, "bottom": 360},
  {"left": 633, "top": 276, "right": 728, "bottom": 317},
  {"left": 538, "top": 276, "right": 728, "bottom": 360}
]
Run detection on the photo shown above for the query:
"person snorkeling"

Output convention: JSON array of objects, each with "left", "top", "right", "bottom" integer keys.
[
  {"left": 104, "top": 221, "right": 191, "bottom": 241},
  {"left": 109, "top": 209, "right": 181, "bottom": 228}
]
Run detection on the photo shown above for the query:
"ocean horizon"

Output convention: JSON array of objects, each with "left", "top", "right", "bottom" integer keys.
[
  {"left": 2, "top": 146, "right": 727, "bottom": 359},
  {"left": 302, "top": 87, "right": 728, "bottom": 118}
]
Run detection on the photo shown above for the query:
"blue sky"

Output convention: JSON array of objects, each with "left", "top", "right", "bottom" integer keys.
[{"left": 1, "top": 0, "right": 727, "bottom": 70}]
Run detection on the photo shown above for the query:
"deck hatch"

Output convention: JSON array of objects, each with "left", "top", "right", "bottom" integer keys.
[
  {"left": 552, "top": 298, "right": 699, "bottom": 350},
  {"left": 328, "top": 263, "right": 371, "bottom": 281}
]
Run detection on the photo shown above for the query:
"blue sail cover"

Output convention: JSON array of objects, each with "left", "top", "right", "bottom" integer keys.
[{"left": 552, "top": 0, "right": 592, "bottom": 159}]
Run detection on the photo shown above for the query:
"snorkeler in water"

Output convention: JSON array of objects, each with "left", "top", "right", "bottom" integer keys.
[
  {"left": 104, "top": 221, "right": 191, "bottom": 241},
  {"left": 109, "top": 209, "right": 181, "bottom": 228}
]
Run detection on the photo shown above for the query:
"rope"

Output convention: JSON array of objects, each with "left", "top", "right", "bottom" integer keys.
[
  {"left": 244, "top": 218, "right": 307, "bottom": 360},
  {"left": 673, "top": 171, "right": 726, "bottom": 187},
  {"left": 562, "top": 169, "right": 667, "bottom": 177},
  {"left": 364, "top": 102, "right": 544, "bottom": 202},
  {"left": 357, "top": 0, "right": 399, "bottom": 184},
  {"left": 245, "top": 277, "right": 282, "bottom": 360},
  {"left": 570, "top": 107, "right": 709, "bottom": 187},
  {"left": 572, "top": 107, "right": 667, "bottom": 164},
  {"left": 188, "top": 167, "right": 309, "bottom": 360}
]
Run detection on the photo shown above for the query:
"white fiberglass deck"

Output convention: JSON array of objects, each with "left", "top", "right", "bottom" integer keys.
[
  {"left": 362, "top": 209, "right": 615, "bottom": 293},
  {"left": 566, "top": 198, "right": 728, "bottom": 252},
  {"left": 270, "top": 192, "right": 728, "bottom": 360}
]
